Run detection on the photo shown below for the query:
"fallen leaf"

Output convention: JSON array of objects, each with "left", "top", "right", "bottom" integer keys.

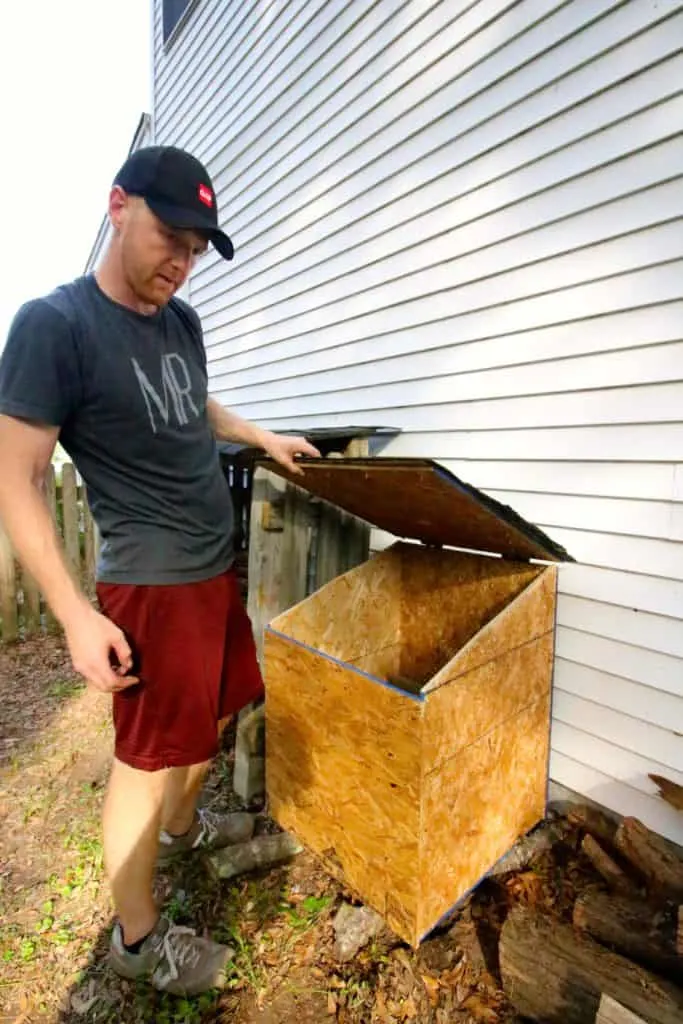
[
  {"left": 420, "top": 973, "right": 440, "bottom": 1007},
  {"left": 374, "top": 988, "right": 388, "bottom": 1016},
  {"left": 327, "top": 990, "right": 338, "bottom": 1015},
  {"left": 463, "top": 992, "right": 500, "bottom": 1022},
  {"left": 402, "top": 994, "right": 418, "bottom": 1019},
  {"left": 455, "top": 982, "right": 472, "bottom": 1006}
]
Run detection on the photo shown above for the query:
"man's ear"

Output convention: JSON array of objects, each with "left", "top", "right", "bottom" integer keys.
[{"left": 109, "top": 186, "right": 128, "bottom": 232}]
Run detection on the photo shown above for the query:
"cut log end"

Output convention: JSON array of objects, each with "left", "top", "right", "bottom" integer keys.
[
  {"left": 615, "top": 817, "right": 683, "bottom": 902},
  {"left": 649, "top": 774, "right": 683, "bottom": 814},
  {"left": 580, "top": 834, "right": 634, "bottom": 895},
  {"left": 567, "top": 804, "right": 619, "bottom": 848}
]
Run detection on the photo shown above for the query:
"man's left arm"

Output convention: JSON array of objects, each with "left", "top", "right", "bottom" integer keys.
[{"left": 206, "top": 398, "right": 320, "bottom": 475}]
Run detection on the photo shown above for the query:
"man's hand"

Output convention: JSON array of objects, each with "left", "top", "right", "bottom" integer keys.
[
  {"left": 63, "top": 604, "right": 139, "bottom": 693},
  {"left": 262, "top": 432, "right": 321, "bottom": 476}
]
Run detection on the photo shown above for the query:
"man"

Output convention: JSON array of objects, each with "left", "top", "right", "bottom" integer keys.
[{"left": 0, "top": 146, "right": 320, "bottom": 995}]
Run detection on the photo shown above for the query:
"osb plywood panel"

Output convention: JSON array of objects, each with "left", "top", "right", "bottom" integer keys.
[
  {"left": 418, "top": 695, "right": 550, "bottom": 940},
  {"left": 354, "top": 644, "right": 404, "bottom": 689},
  {"left": 422, "top": 632, "right": 554, "bottom": 774},
  {"left": 422, "top": 566, "right": 558, "bottom": 695},
  {"left": 397, "top": 544, "right": 540, "bottom": 688},
  {"left": 261, "top": 458, "right": 571, "bottom": 562},
  {"left": 271, "top": 546, "right": 402, "bottom": 666},
  {"left": 264, "top": 630, "right": 422, "bottom": 939}
]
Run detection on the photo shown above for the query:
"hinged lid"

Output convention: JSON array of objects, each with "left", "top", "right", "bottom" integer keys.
[{"left": 259, "top": 457, "right": 572, "bottom": 562}]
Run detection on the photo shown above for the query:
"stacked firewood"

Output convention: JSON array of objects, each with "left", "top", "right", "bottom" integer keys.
[{"left": 499, "top": 792, "right": 683, "bottom": 1024}]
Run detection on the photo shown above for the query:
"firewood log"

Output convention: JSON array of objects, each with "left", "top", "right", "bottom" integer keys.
[
  {"left": 499, "top": 904, "right": 683, "bottom": 1024},
  {"left": 595, "top": 994, "right": 648, "bottom": 1024},
  {"left": 614, "top": 817, "right": 683, "bottom": 901},
  {"left": 568, "top": 804, "right": 619, "bottom": 847},
  {"left": 573, "top": 889, "right": 680, "bottom": 980},
  {"left": 649, "top": 775, "right": 683, "bottom": 813},
  {"left": 580, "top": 834, "right": 635, "bottom": 895}
]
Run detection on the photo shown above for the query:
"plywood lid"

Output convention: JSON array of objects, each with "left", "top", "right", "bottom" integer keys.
[{"left": 260, "top": 457, "right": 573, "bottom": 563}]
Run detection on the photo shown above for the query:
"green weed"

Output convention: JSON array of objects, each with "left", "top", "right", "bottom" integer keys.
[{"left": 48, "top": 678, "right": 85, "bottom": 700}]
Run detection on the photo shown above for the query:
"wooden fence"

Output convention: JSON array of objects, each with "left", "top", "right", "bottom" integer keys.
[
  {"left": 0, "top": 439, "right": 371, "bottom": 644},
  {"left": 246, "top": 439, "right": 371, "bottom": 662},
  {"left": 0, "top": 462, "right": 96, "bottom": 642}
]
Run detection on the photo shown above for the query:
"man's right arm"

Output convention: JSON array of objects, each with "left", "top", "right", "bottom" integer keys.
[{"left": 0, "top": 414, "right": 136, "bottom": 692}]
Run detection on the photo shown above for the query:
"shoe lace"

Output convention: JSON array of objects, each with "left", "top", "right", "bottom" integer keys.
[
  {"left": 194, "top": 808, "right": 220, "bottom": 848},
  {"left": 154, "top": 924, "right": 203, "bottom": 986}
]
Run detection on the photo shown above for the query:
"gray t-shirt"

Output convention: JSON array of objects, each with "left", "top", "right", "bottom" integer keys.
[{"left": 0, "top": 274, "right": 234, "bottom": 584}]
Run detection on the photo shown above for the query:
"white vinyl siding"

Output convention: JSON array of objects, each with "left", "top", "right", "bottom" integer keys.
[
  {"left": 84, "top": 114, "right": 153, "bottom": 273},
  {"left": 153, "top": 0, "right": 683, "bottom": 845}
]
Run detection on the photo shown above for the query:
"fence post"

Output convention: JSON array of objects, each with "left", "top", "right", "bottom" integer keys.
[
  {"left": 0, "top": 461, "right": 97, "bottom": 644},
  {"left": 340, "top": 437, "right": 370, "bottom": 571},
  {"left": 21, "top": 566, "right": 42, "bottom": 635},
  {"left": 81, "top": 481, "right": 97, "bottom": 597},
  {"left": 235, "top": 464, "right": 314, "bottom": 803},
  {"left": 246, "top": 466, "right": 288, "bottom": 666},
  {"left": 0, "top": 528, "right": 17, "bottom": 642},
  {"left": 61, "top": 463, "right": 80, "bottom": 577},
  {"left": 44, "top": 465, "right": 59, "bottom": 633}
]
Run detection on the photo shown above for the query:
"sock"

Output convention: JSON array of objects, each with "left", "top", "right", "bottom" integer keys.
[{"left": 123, "top": 928, "right": 153, "bottom": 955}]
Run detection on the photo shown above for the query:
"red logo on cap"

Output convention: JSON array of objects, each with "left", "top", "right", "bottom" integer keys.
[{"left": 198, "top": 184, "right": 213, "bottom": 208}]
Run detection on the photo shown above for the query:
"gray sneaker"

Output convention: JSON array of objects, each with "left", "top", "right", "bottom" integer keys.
[
  {"left": 157, "top": 808, "right": 255, "bottom": 866},
  {"left": 109, "top": 915, "right": 234, "bottom": 996}
]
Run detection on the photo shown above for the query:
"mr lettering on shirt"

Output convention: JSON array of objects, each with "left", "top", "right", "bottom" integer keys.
[{"left": 131, "top": 353, "right": 200, "bottom": 434}]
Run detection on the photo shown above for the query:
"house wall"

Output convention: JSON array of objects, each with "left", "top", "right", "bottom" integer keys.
[
  {"left": 153, "top": 0, "right": 683, "bottom": 845},
  {"left": 84, "top": 114, "right": 153, "bottom": 273}
]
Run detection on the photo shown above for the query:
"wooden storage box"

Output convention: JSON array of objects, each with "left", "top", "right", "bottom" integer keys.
[{"left": 263, "top": 458, "right": 571, "bottom": 946}]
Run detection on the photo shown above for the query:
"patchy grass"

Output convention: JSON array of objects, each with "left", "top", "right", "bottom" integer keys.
[
  {"left": 1, "top": 634, "right": 581, "bottom": 1023},
  {"left": 48, "top": 678, "right": 87, "bottom": 701}
]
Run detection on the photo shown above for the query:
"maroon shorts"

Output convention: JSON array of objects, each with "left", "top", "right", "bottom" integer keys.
[{"left": 96, "top": 568, "right": 264, "bottom": 771}]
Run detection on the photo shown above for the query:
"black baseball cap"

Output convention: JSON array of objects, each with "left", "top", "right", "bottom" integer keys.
[{"left": 113, "top": 146, "right": 234, "bottom": 260}]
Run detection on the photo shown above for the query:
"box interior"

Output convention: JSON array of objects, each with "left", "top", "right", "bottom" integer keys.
[{"left": 271, "top": 542, "right": 541, "bottom": 696}]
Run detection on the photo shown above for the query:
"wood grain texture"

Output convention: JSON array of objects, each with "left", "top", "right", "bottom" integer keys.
[
  {"left": 247, "top": 468, "right": 302, "bottom": 661},
  {"left": 61, "top": 463, "right": 80, "bottom": 576},
  {"left": 615, "top": 817, "right": 683, "bottom": 901},
  {"left": 264, "top": 629, "right": 422, "bottom": 942},
  {"left": 339, "top": 438, "right": 371, "bottom": 571},
  {"left": 0, "top": 528, "right": 17, "bottom": 642},
  {"left": 574, "top": 890, "right": 681, "bottom": 980},
  {"left": 418, "top": 694, "right": 550, "bottom": 939},
  {"left": 596, "top": 995, "right": 648, "bottom": 1024},
  {"left": 81, "top": 482, "right": 96, "bottom": 597},
  {"left": 580, "top": 834, "right": 633, "bottom": 895},
  {"left": 397, "top": 543, "right": 541, "bottom": 691},
  {"left": 44, "top": 464, "right": 58, "bottom": 632},
  {"left": 271, "top": 546, "right": 403, "bottom": 670},
  {"left": 260, "top": 457, "right": 571, "bottom": 562},
  {"left": 422, "top": 632, "right": 554, "bottom": 774},
  {"left": 275, "top": 542, "right": 543, "bottom": 694},
  {"left": 266, "top": 542, "right": 555, "bottom": 944},
  {"left": 649, "top": 774, "right": 683, "bottom": 813},
  {"left": 500, "top": 905, "right": 683, "bottom": 1024},
  {"left": 20, "top": 565, "right": 41, "bottom": 634},
  {"left": 422, "top": 565, "right": 556, "bottom": 694}
]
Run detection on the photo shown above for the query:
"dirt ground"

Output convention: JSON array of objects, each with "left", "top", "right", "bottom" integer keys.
[{"left": 0, "top": 634, "right": 592, "bottom": 1024}]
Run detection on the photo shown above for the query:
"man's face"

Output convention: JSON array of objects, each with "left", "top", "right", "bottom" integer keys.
[{"left": 112, "top": 191, "right": 208, "bottom": 307}]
